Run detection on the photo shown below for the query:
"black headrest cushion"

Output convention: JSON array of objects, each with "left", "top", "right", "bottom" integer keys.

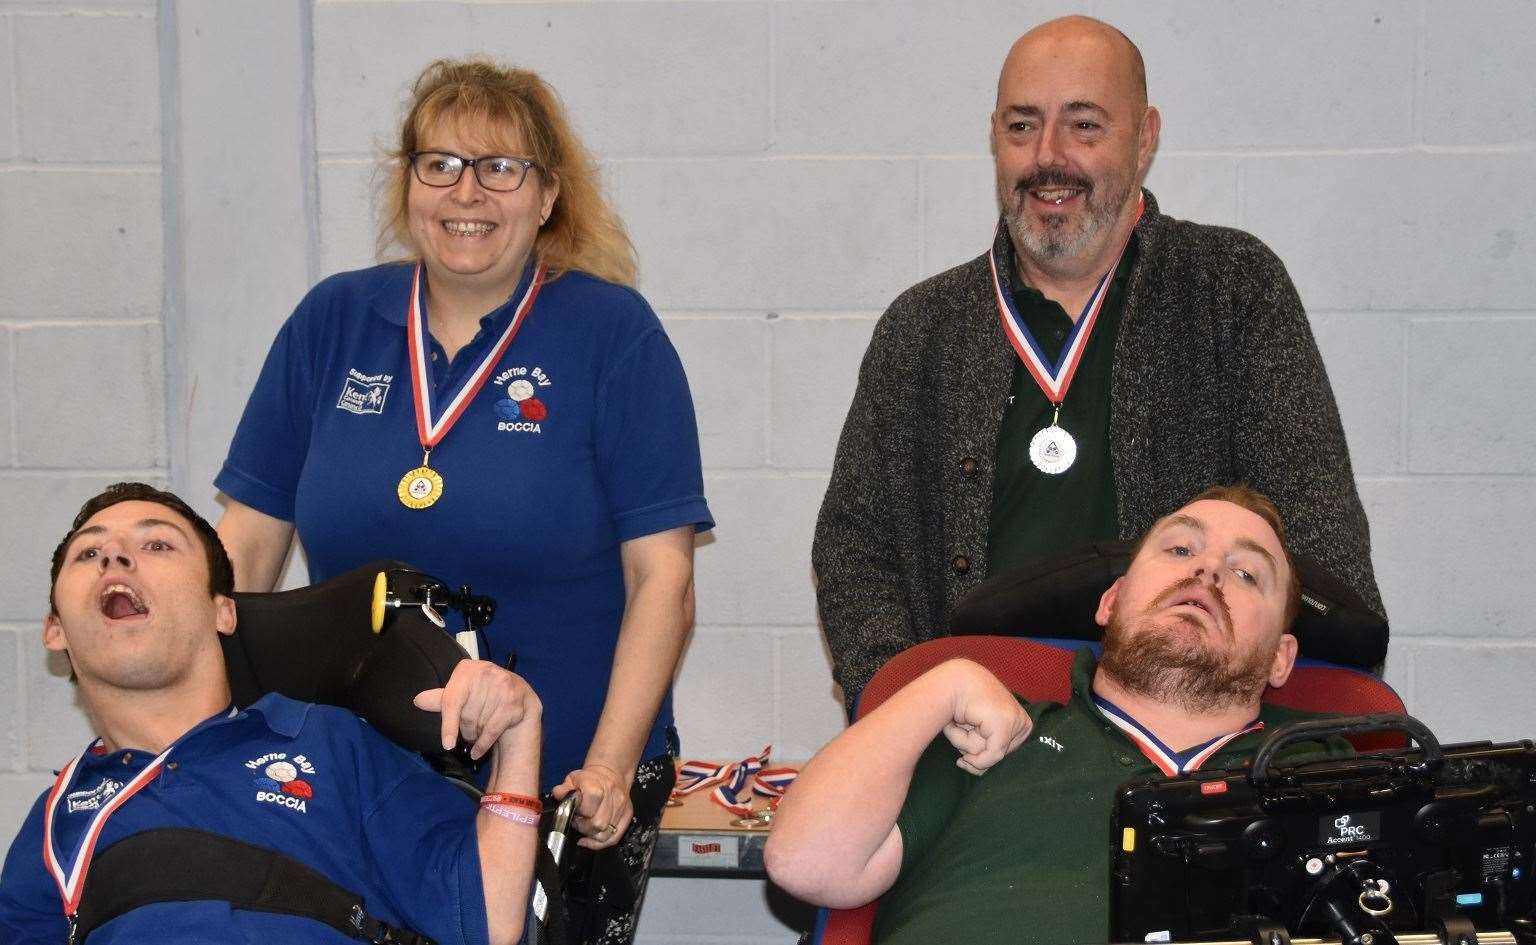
[
  {"left": 226, "top": 561, "right": 468, "bottom": 754},
  {"left": 950, "top": 540, "right": 1389, "bottom": 671}
]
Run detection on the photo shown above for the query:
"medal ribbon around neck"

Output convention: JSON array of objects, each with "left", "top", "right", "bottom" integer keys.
[
  {"left": 988, "top": 194, "right": 1144, "bottom": 409},
  {"left": 406, "top": 260, "right": 547, "bottom": 456},
  {"left": 42, "top": 742, "right": 174, "bottom": 918},
  {"left": 1092, "top": 693, "right": 1262, "bottom": 777}
]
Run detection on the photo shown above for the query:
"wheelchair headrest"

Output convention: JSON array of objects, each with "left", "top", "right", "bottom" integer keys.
[
  {"left": 226, "top": 561, "right": 470, "bottom": 755},
  {"left": 950, "top": 540, "right": 1389, "bottom": 671}
]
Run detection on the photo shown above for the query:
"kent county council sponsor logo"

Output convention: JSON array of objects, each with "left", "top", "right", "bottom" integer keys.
[
  {"left": 337, "top": 368, "right": 393, "bottom": 415},
  {"left": 247, "top": 751, "right": 317, "bottom": 814},
  {"left": 491, "top": 365, "right": 552, "bottom": 434},
  {"left": 67, "top": 777, "right": 124, "bottom": 814}
]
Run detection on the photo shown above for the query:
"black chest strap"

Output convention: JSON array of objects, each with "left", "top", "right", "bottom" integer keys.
[{"left": 74, "top": 827, "right": 434, "bottom": 945}]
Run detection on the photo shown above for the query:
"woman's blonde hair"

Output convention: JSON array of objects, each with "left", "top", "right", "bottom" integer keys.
[{"left": 379, "top": 58, "right": 637, "bottom": 287}]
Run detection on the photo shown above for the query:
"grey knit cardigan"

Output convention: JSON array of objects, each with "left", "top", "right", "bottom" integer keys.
[{"left": 812, "top": 190, "right": 1384, "bottom": 703}]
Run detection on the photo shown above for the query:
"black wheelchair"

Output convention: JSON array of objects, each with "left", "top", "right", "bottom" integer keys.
[{"left": 226, "top": 560, "right": 635, "bottom": 945}]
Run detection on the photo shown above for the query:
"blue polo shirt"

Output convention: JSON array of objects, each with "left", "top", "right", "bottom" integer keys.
[
  {"left": 0, "top": 695, "right": 488, "bottom": 944},
  {"left": 216, "top": 262, "right": 713, "bottom": 790}
]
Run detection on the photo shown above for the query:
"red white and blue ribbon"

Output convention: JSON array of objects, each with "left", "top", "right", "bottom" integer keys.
[
  {"left": 1092, "top": 693, "right": 1262, "bottom": 777},
  {"left": 673, "top": 746, "right": 798, "bottom": 817},
  {"left": 673, "top": 758, "right": 735, "bottom": 797},
  {"left": 751, "top": 767, "right": 799, "bottom": 809},
  {"left": 987, "top": 195, "right": 1143, "bottom": 407},
  {"left": 42, "top": 742, "right": 174, "bottom": 919},
  {"left": 406, "top": 261, "right": 546, "bottom": 453}
]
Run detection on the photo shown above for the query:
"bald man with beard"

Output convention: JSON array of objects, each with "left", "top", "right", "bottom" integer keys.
[
  {"left": 774, "top": 485, "right": 1352, "bottom": 945},
  {"left": 813, "top": 16, "right": 1381, "bottom": 712}
]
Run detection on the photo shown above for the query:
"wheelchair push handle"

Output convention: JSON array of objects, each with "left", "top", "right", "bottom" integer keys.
[{"left": 1249, "top": 713, "right": 1442, "bottom": 785}]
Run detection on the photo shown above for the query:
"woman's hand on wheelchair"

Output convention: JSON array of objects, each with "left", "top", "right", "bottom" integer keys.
[
  {"left": 553, "top": 763, "right": 634, "bottom": 850},
  {"left": 414, "top": 660, "right": 541, "bottom": 761}
]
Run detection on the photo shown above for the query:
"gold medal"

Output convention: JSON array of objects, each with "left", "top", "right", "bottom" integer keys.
[
  {"left": 397, "top": 464, "right": 443, "bottom": 509},
  {"left": 398, "top": 262, "right": 546, "bottom": 512}
]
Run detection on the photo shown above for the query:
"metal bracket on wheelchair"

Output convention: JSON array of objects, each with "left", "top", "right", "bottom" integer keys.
[
  {"left": 1231, "top": 916, "right": 1293, "bottom": 945},
  {"left": 371, "top": 569, "right": 497, "bottom": 637},
  {"left": 1134, "top": 933, "right": 1523, "bottom": 945},
  {"left": 1248, "top": 713, "right": 1443, "bottom": 786},
  {"left": 547, "top": 792, "right": 580, "bottom": 865},
  {"left": 532, "top": 791, "right": 581, "bottom": 935}
]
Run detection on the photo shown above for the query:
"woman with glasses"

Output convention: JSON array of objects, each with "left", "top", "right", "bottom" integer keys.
[{"left": 214, "top": 58, "right": 711, "bottom": 943}]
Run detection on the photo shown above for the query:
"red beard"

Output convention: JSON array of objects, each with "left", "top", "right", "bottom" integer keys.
[{"left": 1099, "top": 578, "right": 1276, "bottom": 714}]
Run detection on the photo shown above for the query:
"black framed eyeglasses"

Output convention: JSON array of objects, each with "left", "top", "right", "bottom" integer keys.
[{"left": 408, "top": 151, "right": 538, "bottom": 193}]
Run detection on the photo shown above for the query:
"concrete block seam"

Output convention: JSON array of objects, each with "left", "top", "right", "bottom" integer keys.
[
  {"left": 770, "top": 634, "right": 784, "bottom": 749},
  {"left": 1395, "top": 315, "right": 1409, "bottom": 472},
  {"left": 7, "top": 9, "right": 152, "bottom": 23},
  {"left": 0, "top": 468, "right": 169, "bottom": 481},
  {"left": 765, "top": 0, "right": 778, "bottom": 151},
  {"left": 10, "top": 630, "right": 24, "bottom": 775},
  {"left": 155, "top": 0, "right": 182, "bottom": 492},
  {"left": 0, "top": 163, "right": 159, "bottom": 174},
  {"left": 8, "top": 319, "right": 161, "bottom": 329},
  {"left": 5, "top": 14, "right": 15, "bottom": 160},
  {"left": 4, "top": 327, "right": 14, "bottom": 467},
  {"left": 1413, "top": 0, "right": 1427, "bottom": 145}
]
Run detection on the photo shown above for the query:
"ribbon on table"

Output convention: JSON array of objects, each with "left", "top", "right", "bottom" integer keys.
[
  {"left": 672, "top": 746, "right": 798, "bottom": 817},
  {"left": 751, "top": 766, "right": 799, "bottom": 810}
]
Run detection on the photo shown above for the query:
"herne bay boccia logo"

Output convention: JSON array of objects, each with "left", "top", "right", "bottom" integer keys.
[
  {"left": 491, "top": 366, "right": 551, "bottom": 434},
  {"left": 247, "top": 751, "right": 317, "bottom": 814}
]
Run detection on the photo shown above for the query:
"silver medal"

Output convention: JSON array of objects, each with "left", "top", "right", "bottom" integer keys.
[{"left": 1029, "top": 424, "right": 1077, "bottom": 475}]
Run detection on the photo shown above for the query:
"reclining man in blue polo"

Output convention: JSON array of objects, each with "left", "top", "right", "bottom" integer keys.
[
  {"left": 767, "top": 484, "right": 1352, "bottom": 945},
  {"left": 0, "top": 482, "right": 541, "bottom": 944}
]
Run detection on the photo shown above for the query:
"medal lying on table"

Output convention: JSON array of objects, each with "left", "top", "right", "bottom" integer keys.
[
  {"left": 988, "top": 196, "right": 1141, "bottom": 475},
  {"left": 398, "top": 261, "right": 546, "bottom": 509},
  {"left": 670, "top": 747, "right": 799, "bottom": 828},
  {"left": 730, "top": 766, "right": 799, "bottom": 828}
]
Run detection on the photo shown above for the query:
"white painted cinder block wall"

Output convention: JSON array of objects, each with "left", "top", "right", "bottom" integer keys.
[{"left": 2, "top": 2, "right": 1533, "bottom": 941}]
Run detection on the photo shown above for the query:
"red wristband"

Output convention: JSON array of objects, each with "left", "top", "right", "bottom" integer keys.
[{"left": 479, "top": 792, "right": 542, "bottom": 812}]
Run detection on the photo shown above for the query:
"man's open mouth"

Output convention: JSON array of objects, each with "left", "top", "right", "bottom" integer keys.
[
  {"left": 1018, "top": 172, "right": 1092, "bottom": 209},
  {"left": 99, "top": 583, "right": 149, "bottom": 620},
  {"left": 1165, "top": 591, "right": 1225, "bottom": 633},
  {"left": 1030, "top": 187, "right": 1084, "bottom": 206}
]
